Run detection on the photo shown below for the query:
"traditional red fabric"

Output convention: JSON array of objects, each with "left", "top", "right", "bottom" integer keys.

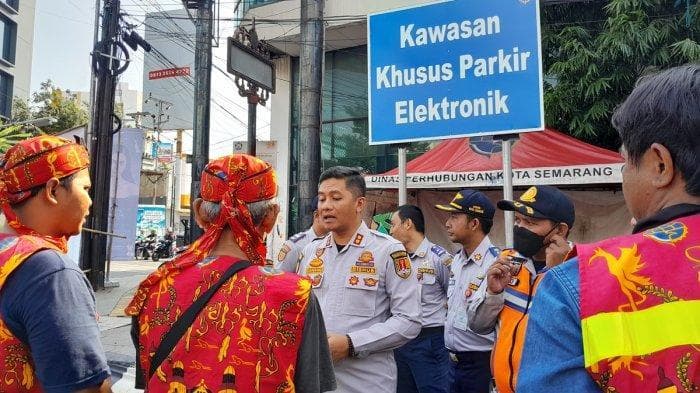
[
  {"left": 0, "top": 232, "right": 64, "bottom": 392},
  {"left": 577, "top": 214, "right": 700, "bottom": 392},
  {"left": 126, "top": 153, "right": 277, "bottom": 315},
  {"left": 125, "top": 154, "right": 310, "bottom": 392},
  {"left": 0, "top": 136, "right": 90, "bottom": 253}
]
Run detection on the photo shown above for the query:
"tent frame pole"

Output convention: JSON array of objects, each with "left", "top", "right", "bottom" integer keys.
[
  {"left": 398, "top": 145, "right": 408, "bottom": 206},
  {"left": 497, "top": 134, "right": 519, "bottom": 248}
]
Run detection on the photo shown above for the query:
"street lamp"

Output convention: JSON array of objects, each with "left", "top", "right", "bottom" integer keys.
[{"left": 1, "top": 117, "right": 57, "bottom": 128}]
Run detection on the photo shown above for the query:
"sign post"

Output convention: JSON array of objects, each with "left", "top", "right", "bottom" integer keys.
[
  {"left": 227, "top": 26, "right": 276, "bottom": 157},
  {"left": 368, "top": 0, "right": 543, "bottom": 242}
]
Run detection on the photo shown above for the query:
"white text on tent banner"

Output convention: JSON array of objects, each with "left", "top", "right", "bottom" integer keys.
[{"left": 366, "top": 164, "right": 623, "bottom": 189}]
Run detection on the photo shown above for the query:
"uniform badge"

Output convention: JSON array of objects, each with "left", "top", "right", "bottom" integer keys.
[
  {"left": 306, "top": 257, "right": 324, "bottom": 274},
  {"left": 443, "top": 257, "right": 453, "bottom": 267},
  {"left": 358, "top": 251, "right": 374, "bottom": 264},
  {"left": 353, "top": 234, "right": 364, "bottom": 245},
  {"left": 363, "top": 277, "right": 378, "bottom": 287},
  {"left": 310, "top": 274, "right": 323, "bottom": 288},
  {"left": 465, "top": 275, "right": 485, "bottom": 298},
  {"left": 391, "top": 250, "right": 412, "bottom": 279},
  {"left": 349, "top": 275, "right": 359, "bottom": 286},
  {"left": 474, "top": 254, "right": 482, "bottom": 261},
  {"left": 356, "top": 251, "right": 375, "bottom": 269},
  {"left": 643, "top": 222, "right": 688, "bottom": 245},
  {"left": 316, "top": 247, "right": 325, "bottom": 257},
  {"left": 277, "top": 243, "right": 291, "bottom": 262}
]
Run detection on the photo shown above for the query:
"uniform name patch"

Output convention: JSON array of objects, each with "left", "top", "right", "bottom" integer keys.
[{"left": 351, "top": 266, "right": 377, "bottom": 274}]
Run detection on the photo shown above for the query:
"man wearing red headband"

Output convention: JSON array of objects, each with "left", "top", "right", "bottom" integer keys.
[
  {"left": 0, "top": 136, "right": 111, "bottom": 392},
  {"left": 127, "top": 154, "right": 335, "bottom": 392}
]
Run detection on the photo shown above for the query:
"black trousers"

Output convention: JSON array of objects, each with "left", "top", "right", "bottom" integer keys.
[{"left": 448, "top": 351, "right": 492, "bottom": 393}]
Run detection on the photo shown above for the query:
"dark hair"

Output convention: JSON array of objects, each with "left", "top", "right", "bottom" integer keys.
[
  {"left": 10, "top": 173, "right": 77, "bottom": 208},
  {"left": 319, "top": 166, "right": 366, "bottom": 197},
  {"left": 612, "top": 64, "right": 700, "bottom": 196},
  {"left": 469, "top": 214, "right": 493, "bottom": 235},
  {"left": 396, "top": 204, "right": 425, "bottom": 234}
]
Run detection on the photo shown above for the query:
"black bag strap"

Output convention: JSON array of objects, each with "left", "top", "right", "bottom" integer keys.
[{"left": 149, "top": 259, "right": 253, "bottom": 378}]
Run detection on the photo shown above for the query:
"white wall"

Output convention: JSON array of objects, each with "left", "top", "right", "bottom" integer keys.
[
  {"left": 0, "top": 0, "right": 36, "bottom": 101},
  {"left": 268, "top": 56, "right": 292, "bottom": 255}
]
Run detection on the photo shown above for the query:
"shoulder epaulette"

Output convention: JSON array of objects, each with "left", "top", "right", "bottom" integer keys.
[
  {"left": 289, "top": 232, "right": 308, "bottom": 244},
  {"left": 488, "top": 246, "right": 500, "bottom": 257},
  {"left": 430, "top": 244, "right": 448, "bottom": 257}
]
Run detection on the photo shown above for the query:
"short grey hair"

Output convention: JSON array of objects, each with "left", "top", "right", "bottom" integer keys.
[{"left": 200, "top": 198, "right": 277, "bottom": 226}]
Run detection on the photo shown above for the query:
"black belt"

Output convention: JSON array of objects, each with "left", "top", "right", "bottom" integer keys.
[
  {"left": 416, "top": 325, "right": 444, "bottom": 340},
  {"left": 448, "top": 350, "right": 491, "bottom": 363}
]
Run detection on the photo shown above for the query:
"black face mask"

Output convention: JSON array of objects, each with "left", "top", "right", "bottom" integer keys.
[{"left": 513, "top": 224, "right": 558, "bottom": 258}]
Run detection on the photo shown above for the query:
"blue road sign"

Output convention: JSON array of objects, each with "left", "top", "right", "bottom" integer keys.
[{"left": 368, "top": 0, "right": 543, "bottom": 145}]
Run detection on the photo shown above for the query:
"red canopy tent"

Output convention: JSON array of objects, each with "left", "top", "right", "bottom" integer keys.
[{"left": 366, "top": 128, "right": 623, "bottom": 189}]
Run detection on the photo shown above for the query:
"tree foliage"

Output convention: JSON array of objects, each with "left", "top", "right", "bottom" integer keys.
[
  {"left": 542, "top": 0, "right": 700, "bottom": 149},
  {"left": 30, "top": 80, "right": 88, "bottom": 134}
]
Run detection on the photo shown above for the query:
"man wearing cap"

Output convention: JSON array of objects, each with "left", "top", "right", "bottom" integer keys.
[
  {"left": 518, "top": 65, "right": 700, "bottom": 392},
  {"left": 0, "top": 136, "right": 111, "bottom": 392},
  {"left": 126, "top": 154, "right": 335, "bottom": 392},
  {"left": 467, "top": 185, "right": 575, "bottom": 393},
  {"left": 297, "top": 166, "right": 421, "bottom": 393},
  {"left": 276, "top": 195, "right": 328, "bottom": 272},
  {"left": 390, "top": 204, "right": 452, "bottom": 393},
  {"left": 435, "top": 189, "right": 499, "bottom": 393}
]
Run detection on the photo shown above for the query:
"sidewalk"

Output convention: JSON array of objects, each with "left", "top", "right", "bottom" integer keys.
[{"left": 96, "top": 259, "right": 157, "bottom": 392}]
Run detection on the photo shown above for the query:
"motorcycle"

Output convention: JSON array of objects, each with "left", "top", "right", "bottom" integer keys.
[
  {"left": 135, "top": 236, "right": 156, "bottom": 260},
  {"left": 151, "top": 238, "right": 174, "bottom": 262}
]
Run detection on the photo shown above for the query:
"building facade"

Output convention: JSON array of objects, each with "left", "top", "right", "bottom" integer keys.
[
  {"left": 236, "top": 0, "right": 433, "bottom": 236},
  {"left": 0, "top": 0, "right": 36, "bottom": 119}
]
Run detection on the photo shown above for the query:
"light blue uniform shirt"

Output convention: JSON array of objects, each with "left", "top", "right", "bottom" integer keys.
[{"left": 444, "top": 236, "right": 499, "bottom": 352}]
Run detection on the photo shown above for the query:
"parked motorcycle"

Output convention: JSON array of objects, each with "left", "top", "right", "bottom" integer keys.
[
  {"left": 151, "top": 238, "right": 174, "bottom": 262},
  {"left": 135, "top": 236, "right": 155, "bottom": 260}
]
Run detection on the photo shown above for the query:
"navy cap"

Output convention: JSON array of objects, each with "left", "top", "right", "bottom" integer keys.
[
  {"left": 498, "top": 185, "right": 575, "bottom": 227},
  {"left": 309, "top": 195, "right": 320, "bottom": 212},
  {"left": 435, "top": 189, "right": 495, "bottom": 220}
]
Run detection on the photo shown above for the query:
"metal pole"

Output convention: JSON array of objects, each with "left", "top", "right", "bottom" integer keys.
[
  {"left": 80, "top": 0, "right": 121, "bottom": 290},
  {"left": 502, "top": 138, "right": 514, "bottom": 248},
  {"left": 105, "top": 127, "right": 122, "bottom": 287},
  {"left": 86, "top": 0, "right": 101, "bottom": 144},
  {"left": 398, "top": 146, "right": 407, "bottom": 205},
  {"left": 247, "top": 94, "right": 258, "bottom": 156},
  {"left": 189, "top": 0, "right": 213, "bottom": 243},
  {"left": 298, "top": 0, "right": 325, "bottom": 231}
]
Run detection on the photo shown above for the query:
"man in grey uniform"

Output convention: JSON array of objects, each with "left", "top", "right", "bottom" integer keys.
[
  {"left": 390, "top": 204, "right": 452, "bottom": 393},
  {"left": 435, "top": 189, "right": 499, "bottom": 393},
  {"left": 298, "top": 166, "right": 422, "bottom": 393},
  {"left": 276, "top": 195, "right": 328, "bottom": 272}
]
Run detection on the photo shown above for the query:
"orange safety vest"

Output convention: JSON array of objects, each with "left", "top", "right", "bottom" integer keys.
[
  {"left": 0, "top": 233, "right": 62, "bottom": 392},
  {"left": 128, "top": 255, "right": 311, "bottom": 392},
  {"left": 577, "top": 214, "right": 700, "bottom": 392},
  {"left": 491, "top": 262, "right": 544, "bottom": 393}
]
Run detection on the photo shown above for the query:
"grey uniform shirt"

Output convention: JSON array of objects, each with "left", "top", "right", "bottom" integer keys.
[
  {"left": 276, "top": 227, "right": 323, "bottom": 272},
  {"left": 467, "top": 260, "right": 538, "bottom": 335},
  {"left": 412, "top": 238, "right": 452, "bottom": 327},
  {"left": 444, "top": 236, "right": 499, "bottom": 353},
  {"left": 298, "top": 222, "right": 422, "bottom": 393}
]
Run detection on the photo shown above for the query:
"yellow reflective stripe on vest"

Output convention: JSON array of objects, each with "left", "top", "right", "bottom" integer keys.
[{"left": 581, "top": 300, "right": 700, "bottom": 367}]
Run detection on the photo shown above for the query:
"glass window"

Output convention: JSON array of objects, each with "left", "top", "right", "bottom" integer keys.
[
  {"left": 0, "top": 70, "right": 14, "bottom": 119},
  {"left": 0, "top": 13, "right": 16, "bottom": 64},
  {"left": 288, "top": 46, "right": 431, "bottom": 234}
]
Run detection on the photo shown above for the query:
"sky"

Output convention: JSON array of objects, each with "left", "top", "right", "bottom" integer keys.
[{"left": 31, "top": 0, "right": 271, "bottom": 157}]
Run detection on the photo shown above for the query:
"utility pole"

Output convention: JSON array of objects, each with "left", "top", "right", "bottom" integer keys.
[
  {"left": 80, "top": 0, "right": 121, "bottom": 289},
  {"left": 188, "top": 0, "right": 213, "bottom": 243},
  {"left": 298, "top": 0, "right": 325, "bottom": 231}
]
